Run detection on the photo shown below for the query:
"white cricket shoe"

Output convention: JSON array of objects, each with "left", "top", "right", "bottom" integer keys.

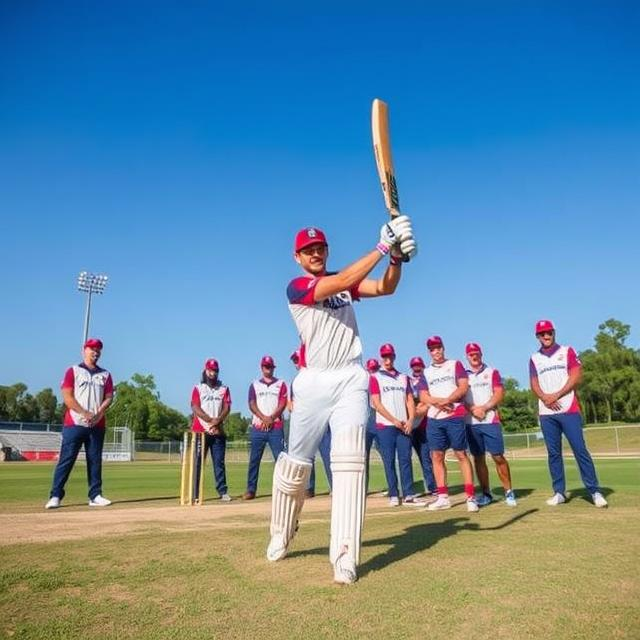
[
  {"left": 220, "top": 493, "right": 232, "bottom": 502},
  {"left": 266, "top": 533, "right": 288, "bottom": 562},
  {"left": 88, "top": 495, "right": 112, "bottom": 507},
  {"left": 592, "top": 492, "right": 608, "bottom": 508},
  {"left": 45, "top": 497, "right": 61, "bottom": 509},
  {"left": 333, "top": 552, "right": 358, "bottom": 585},
  {"left": 504, "top": 490, "right": 517, "bottom": 507},
  {"left": 403, "top": 495, "right": 427, "bottom": 506},
  {"left": 467, "top": 497, "right": 479, "bottom": 512},
  {"left": 389, "top": 496, "right": 400, "bottom": 507},
  {"left": 427, "top": 495, "right": 451, "bottom": 511},
  {"left": 546, "top": 493, "right": 566, "bottom": 506}
]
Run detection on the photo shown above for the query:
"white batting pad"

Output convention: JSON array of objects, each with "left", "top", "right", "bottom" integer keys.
[
  {"left": 267, "top": 453, "right": 312, "bottom": 561},
  {"left": 329, "top": 424, "right": 366, "bottom": 568}
]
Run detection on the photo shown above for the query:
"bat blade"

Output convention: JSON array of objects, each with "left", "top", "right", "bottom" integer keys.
[{"left": 371, "top": 98, "right": 401, "bottom": 218}]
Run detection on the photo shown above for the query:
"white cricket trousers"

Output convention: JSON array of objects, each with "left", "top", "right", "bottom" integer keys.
[{"left": 288, "top": 363, "right": 369, "bottom": 462}]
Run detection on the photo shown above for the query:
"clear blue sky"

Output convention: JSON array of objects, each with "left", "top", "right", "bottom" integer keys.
[{"left": 1, "top": 1, "right": 638, "bottom": 416}]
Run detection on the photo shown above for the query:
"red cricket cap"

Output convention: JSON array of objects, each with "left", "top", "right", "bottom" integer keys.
[
  {"left": 294, "top": 227, "right": 328, "bottom": 252},
  {"left": 409, "top": 356, "right": 425, "bottom": 368},
  {"left": 204, "top": 358, "right": 219, "bottom": 371},
  {"left": 379, "top": 343, "right": 396, "bottom": 357},
  {"left": 365, "top": 358, "right": 380, "bottom": 372},
  {"left": 465, "top": 342, "right": 482, "bottom": 355},
  {"left": 261, "top": 355, "right": 275, "bottom": 368},
  {"left": 84, "top": 338, "right": 103, "bottom": 350},
  {"left": 535, "top": 319, "right": 555, "bottom": 334},
  {"left": 426, "top": 335, "right": 444, "bottom": 349}
]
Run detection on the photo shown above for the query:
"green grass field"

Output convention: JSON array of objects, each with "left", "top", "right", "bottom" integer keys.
[{"left": 0, "top": 458, "right": 638, "bottom": 639}]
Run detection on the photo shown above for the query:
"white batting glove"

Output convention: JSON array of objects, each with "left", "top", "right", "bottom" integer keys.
[{"left": 377, "top": 215, "right": 412, "bottom": 255}]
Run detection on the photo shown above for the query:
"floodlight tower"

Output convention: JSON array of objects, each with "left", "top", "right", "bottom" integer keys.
[{"left": 77, "top": 271, "right": 108, "bottom": 347}]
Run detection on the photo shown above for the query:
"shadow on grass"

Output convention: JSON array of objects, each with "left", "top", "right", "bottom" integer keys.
[
  {"left": 426, "top": 484, "right": 536, "bottom": 500},
  {"left": 568, "top": 486, "right": 614, "bottom": 504},
  {"left": 358, "top": 508, "right": 538, "bottom": 577},
  {"left": 112, "top": 496, "right": 179, "bottom": 505}
]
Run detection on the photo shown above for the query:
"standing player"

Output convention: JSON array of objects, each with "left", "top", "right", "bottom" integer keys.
[
  {"left": 244, "top": 356, "right": 288, "bottom": 500},
  {"left": 408, "top": 356, "right": 436, "bottom": 497},
  {"left": 267, "top": 218, "right": 417, "bottom": 584},
  {"left": 369, "top": 343, "right": 418, "bottom": 505},
  {"left": 45, "top": 338, "right": 113, "bottom": 509},
  {"left": 419, "top": 336, "right": 478, "bottom": 512},
  {"left": 529, "top": 320, "right": 607, "bottom": 507},
  {"left": 364, "top": 357, "right": 381, "bottom": 492},
  {"left": 464, "top": 343, "right": 516, "bottom": 507},
  {"left": 191, "top": 359, "right": 232, "bottom": 502}
]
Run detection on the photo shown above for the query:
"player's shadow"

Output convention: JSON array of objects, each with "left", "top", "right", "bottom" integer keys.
[
  {"left": 414, "top": 482, "right": 535, "bottom": 500},
  {"left": 358, "top": 508, "right": 538, "bottom": 577},
  {"left": 567, "top": 486, "right": 614, "bottom": 504},
  {"left": 111, "top": 496, "right": 178, "bottom": 505}
]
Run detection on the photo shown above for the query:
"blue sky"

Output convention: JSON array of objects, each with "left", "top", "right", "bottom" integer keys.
[{"left": 1, "top": 1, "right": 638, "bottom": 416}]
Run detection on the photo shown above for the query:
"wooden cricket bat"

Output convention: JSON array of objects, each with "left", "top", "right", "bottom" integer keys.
[{"left": 371, "top": 98, "right": 401, "bottom": 218}]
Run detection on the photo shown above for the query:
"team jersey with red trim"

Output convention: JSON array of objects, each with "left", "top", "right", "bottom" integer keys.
[
  {"left": 369, "top": 369, "right": 411, "bottom": 427},
  {"left": 423, "top": 359, "right": 468, "bottom": 419},
  {"left": 529, "top": 344, "right": 581, "bottom": 415},
  {"left": 248, "top": 378, "right": 288, "bottom": 429},
  {"left": 464, "top": 364, "right": 503, "bottom": 425},
  {"left": 61, "top": 364, "right": 113, "bottom": 428},
  {"left": 191, "top": 383, "right": 231, "bottom": 431},
  {"left": 287, "top": 274, "right": 362, "bottom": 370},
  {"left": 409, "top": 373, "right": 427, "bottom": 430}
]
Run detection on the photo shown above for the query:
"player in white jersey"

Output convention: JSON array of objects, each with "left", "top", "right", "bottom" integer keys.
[
  {"left": 463, "top": 343, "right": 516, "bottom": 507},
  {"left": 191, "top": 358, "right": 232, "bottom": 501},
  {"left": 46, "top": 338, "right": 114, "bottom": 509},
  {"left": 267, "top": 218, "right": 417, "bottom": 584},
  {"left": 418, "top": 336, "right": 479, "bottom": 512},
  {"left": 244, "top": 356, "right": 288, "bottom": 499},
  {"left": 529, "top": 320, "right": 607, "bottom": 508},
  {"left": 370, "top": 343, "right": 420, "bottom": 506}
]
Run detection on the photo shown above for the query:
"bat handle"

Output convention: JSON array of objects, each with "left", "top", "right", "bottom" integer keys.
[{"left": 389, "top": 208, "right": 411, "bottom": 262}]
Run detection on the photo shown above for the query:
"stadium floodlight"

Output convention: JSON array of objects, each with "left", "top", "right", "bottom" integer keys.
[{"left": 77, "top": 271, "right": 109, "bottom": 347}]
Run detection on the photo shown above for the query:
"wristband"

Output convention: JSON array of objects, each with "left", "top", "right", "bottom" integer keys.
[{"left": 376, "top": 242, "right": 390, "bottom": 256}]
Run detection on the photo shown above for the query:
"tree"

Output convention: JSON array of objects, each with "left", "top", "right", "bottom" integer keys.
[
  {"left": 501, "top": 377, "right": 538, "bottom": 432},
  {"left": 223, "top": 412, "right": 250, "bottom": 440},
  {"left": 35, "top": 388, "right": 58, "bottom": 423}
]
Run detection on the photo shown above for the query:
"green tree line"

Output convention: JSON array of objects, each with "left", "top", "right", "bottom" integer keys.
[{"left": 1, "top": 318, "right": 638, "bottom": 435}]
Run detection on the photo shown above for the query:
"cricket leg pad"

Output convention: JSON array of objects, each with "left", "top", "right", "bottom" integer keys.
[
  {"left": 330, "top": 425, "right": 366, "bottom": 575},
  {"left": 267, "top": 453, "right": 312, "bottom": 562}
]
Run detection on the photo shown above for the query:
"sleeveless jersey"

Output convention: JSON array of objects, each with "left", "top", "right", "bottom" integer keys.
[
  {"left": 369, "top": 369, "right": 411, "bottom": 427},
  {"left": 409, "top": 373, "right": 427, "bottom": 429},
  {"left": 61, "top": 364, "right": 113, "bottom": 428},
  {"left": 248, "top": 378, "right": 288, "bottom": 428},
  {"left": 191, "top": 382, "right": 231, "bottom": 431},
  {"left": 423, "top": 359, "right": 467, "bottom": 419},
  {"left": 464, "top": 364, "right": 502, "bottom": 425},
  {"left": 529, "top": 344, "right": 581, "bottom": 415}
]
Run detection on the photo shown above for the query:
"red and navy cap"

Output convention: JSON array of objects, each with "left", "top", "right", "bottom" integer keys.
[
  {"left": 365, "top": 358, "right": 380, "bottom": 372},
  {"left": 379, "top": 343, "right": 396, "bottom": 357},
  {"left": 465, "top": 342, "right": 482, "bottom": 355},
  {"left": 261, "top": 355, "right": 276, "bottom": 368},
  {"left": 409, "top": 356, "right": 425, "bottom": 368},
  {"left": 426, "top": 335, "right": 444, "bottom": 349},
  {"left": 84, "top": 338, "right": 103, "bottom": 350},
  {"left": 535, "top": 319, "right": 555, "bottom": 334},
  {"left": 294, "top": 227, "right": 328, "bottom": 252},
  {"left": 204, "top": 358, "right": 219, "bottom": 371}
]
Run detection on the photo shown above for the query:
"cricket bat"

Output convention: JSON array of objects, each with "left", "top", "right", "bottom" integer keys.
[
  {"left": 372, "top": 98, "right": 410, "bottom": 260},
  {"left": 371, "top": 98, "right": 401, "bottom": 218}
]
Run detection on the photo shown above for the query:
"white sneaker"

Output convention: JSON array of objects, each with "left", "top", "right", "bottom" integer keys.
[
  {"left": 546, "top": 493, "right": 566, "bottom": 506},
  {"left": 45, "top": 497, "right": 61, "bottom": 509},
  {"left": 389, "top": 496, "right": 400, "bottom": 507},
  {"left": 504, "top": 490, "right": 517, "bottom": 507},
  {"left": 467, "top": 497, "right": 479, "bottom": 512},
  {"left": 427, "top": 495, "right": 451, "bottom": 511},
  {"left": 381, "top": 490, "right": 389, "bottom": 497},
  {"left": 266, "top": 533, "right": 288, "bottom": 562},
  {"left": 333, "top": 552, "right": 357, "bottom": 585},
  {"left": 592, "top": 492, "right": 608, "bottom": 508},
  {"left": 220, "top": 493, "right": 232, "bottom": 502},
  {"left": 403, "top": 495, "right": 427, "bottom": 506},
  {"left": 88, "top": 495, "right": 112, "bottom": 507}
]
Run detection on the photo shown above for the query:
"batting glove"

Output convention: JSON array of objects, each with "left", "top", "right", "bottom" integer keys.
[{"left": 377, "top": 215, "right": 412, "bottom": 255}]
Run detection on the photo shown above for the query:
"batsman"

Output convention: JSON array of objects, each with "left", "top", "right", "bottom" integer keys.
[{"left": 266, "top": 218, "right": 417, "bottom": 584}]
